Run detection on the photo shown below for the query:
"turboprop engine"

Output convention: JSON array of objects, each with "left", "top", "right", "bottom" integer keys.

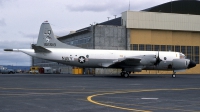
[{"left": 172, "top": 59, "right": 196, "bottom": 70}]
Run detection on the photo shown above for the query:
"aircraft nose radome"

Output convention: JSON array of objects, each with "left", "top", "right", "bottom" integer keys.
[{"left": 188, "top": 60, "right": 196, "bottom": 69}]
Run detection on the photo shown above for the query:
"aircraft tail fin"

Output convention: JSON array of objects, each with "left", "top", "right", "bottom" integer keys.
[{"left": 36, "top": 21, "right": 81, "bottom": 49}]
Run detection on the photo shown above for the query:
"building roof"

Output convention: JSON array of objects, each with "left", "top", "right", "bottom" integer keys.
[
  {"left": 97, "top": 17, "right": 121, "bottom": 26},
  {"left": 75, "top": 17, "right": 122, "bottom": 32},
  {"left": 58, "top": 17, "right": 122, "bottom": 40},
  {"left": 143, "top": 0, "right": 200, "bottom": 15}
]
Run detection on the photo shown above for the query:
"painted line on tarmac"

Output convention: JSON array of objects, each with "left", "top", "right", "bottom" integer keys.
[
  {"left": 87, "top": 91, "right": 151, "bottom": 112},
  {"left": 0, "top": 91, "right": 95, "bottom": 96},
  {"left": 141, "top": 98, "right": 158, "bottom": 100},
  {"left": 0, "top": 87, "right": 85, "bottom": 91},
  {"left": 87, "top": 88, "right": 200, "bottom": 112},
  {"left": 0, "top": 87, "right": 96, "bottom": 96}
]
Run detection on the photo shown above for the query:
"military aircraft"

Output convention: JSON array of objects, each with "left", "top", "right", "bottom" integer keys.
[{"left": 4, "top": 21, "right": 196, "bottom": 78}]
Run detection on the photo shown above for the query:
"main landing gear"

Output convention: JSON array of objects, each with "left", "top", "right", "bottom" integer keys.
[
  {"left": 172, "top": 71, "right": 176, "bottom": 78},
  {"left": 120, "top": 71, "right": 131, "bottom": 78}
]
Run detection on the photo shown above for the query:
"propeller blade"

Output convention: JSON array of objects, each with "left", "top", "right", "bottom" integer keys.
[{"left": 154, "top": 50, "right": 162, "bottom": 66}]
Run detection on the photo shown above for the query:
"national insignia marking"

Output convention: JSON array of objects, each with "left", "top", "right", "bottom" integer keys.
[{"left": 78, "top": 56, "right": 86, "bottom": 63}]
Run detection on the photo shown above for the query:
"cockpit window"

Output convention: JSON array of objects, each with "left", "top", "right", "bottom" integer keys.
[{"left": 180, "top": 53, "right": 186, "bottom": 59}]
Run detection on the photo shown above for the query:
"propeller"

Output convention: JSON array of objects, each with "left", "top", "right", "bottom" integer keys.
[{"left": 154, "top": 50, "right": 162, "bottom": 66}]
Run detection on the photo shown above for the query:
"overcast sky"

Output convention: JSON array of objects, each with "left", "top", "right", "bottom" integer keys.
[{"left": 0, "top": 0, "right": 171, "bottom": 66}]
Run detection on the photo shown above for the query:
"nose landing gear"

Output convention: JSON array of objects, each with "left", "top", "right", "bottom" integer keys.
[{"left": 172, "top": 71, "right": 176, "bottom": 78}]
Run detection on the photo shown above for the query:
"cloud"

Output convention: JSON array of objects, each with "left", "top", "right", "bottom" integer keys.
[
  {"left": 0, "top": 0, "right": 13, "bottom": 7},
  {"left": 66, "top": 0, "right": 128, "bottom": 14},
  {"left": 0, "top": 0, "right": 4, "bottom": 6},
  {"left": 0, "top": 40, "right": 32, "bottom": 49},
  {"left": 18, "top": 31, "right": 38, "bottom": 39},
  {"left": 0, "top": 18, "right": 6, "bottom": 26},
  {"left": 65, "top": 0, "right": 171, "bottom": 14},
  {"left": 0, "top": 32, "right": 33, "bottom": 66},
  {"left": 0, "top": 50, "right": 30, "bottom": 66}
]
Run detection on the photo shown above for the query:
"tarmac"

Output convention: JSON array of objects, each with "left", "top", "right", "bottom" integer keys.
[{"left": 0, "top": 74, "right": 200, "bottom": 112}]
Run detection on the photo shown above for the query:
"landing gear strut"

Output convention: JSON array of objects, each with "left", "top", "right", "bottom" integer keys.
[
  {"left": 120, "top": 71, "right": 130, "bottom": 78},
  {"left": 120, "top": 72, "right": 125, "bottom": 77},
  {"left": 172, "top": 71, "right": 176, "bottom": 78}
]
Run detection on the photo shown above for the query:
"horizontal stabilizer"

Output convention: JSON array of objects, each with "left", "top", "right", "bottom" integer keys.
[{"left": 32, "top": 44, "right": 51, "bottom": 53}]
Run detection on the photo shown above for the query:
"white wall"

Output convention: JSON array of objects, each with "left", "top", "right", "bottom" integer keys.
[{"left": 122, "top": 11, "right": 200, "bottom": 31}]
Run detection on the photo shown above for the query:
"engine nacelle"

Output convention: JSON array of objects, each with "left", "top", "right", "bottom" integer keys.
[{"left": 172, "top": 59, "right": 190, "bottom": 70}]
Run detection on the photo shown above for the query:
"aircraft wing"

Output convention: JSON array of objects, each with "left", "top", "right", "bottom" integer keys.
[
  {"left": 107, "top": 55, "right": 156, "bottom": 68},
  {"left": 113, "top": 56, "right": 143, "bottom": 68},
  {"left": 101, "top": 56, "right": 140, "bottom": 67}
]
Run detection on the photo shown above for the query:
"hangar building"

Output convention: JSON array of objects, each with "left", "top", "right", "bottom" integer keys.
[{"left": 33, "top": 0, "right": 200, "bottom": 74}]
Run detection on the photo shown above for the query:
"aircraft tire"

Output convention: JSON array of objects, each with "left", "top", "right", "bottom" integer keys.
[
  {"left": 124, "top": 73, "right": 129, "bottom": 78},
  {"left": 172, "top": 74, "right": 176, "bottom": 78}
]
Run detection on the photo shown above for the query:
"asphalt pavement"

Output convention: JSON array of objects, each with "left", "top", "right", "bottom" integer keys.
[{"left": 0, "top": 74, "right": 200, "bottom": 112}]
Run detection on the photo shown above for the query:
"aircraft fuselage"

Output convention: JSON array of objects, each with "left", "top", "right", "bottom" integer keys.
[{"left": 18, "top": 48, "right": 189, "bottom": 71}]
